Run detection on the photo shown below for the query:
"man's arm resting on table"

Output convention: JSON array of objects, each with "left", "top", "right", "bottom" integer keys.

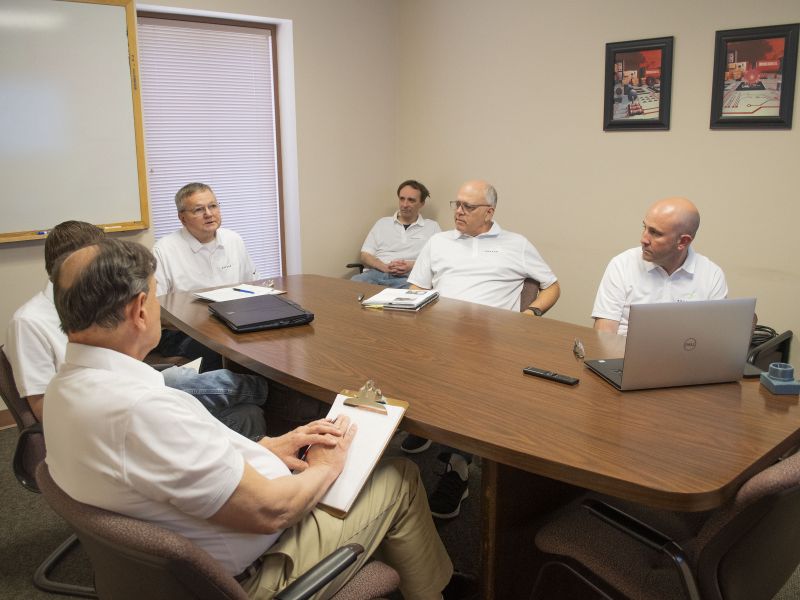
[
  {"left": 359, "top": 251, "right": 389, "bottom": 273},
  {"left": 208, "top": 419, "right": 356, "bottom": 534},
  {"left": 593, "top": 318, "right": 620, "bottom": 334},
  {"left": 525, "top": 281, "right": 561, "bottom": 315}
]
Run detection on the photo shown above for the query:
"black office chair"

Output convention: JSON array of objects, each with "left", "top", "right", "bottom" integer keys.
[
  {"left": 36, "top": 462, "right": 399, "bottom": 600},
  {"left": 519, "top": 278, "right": 540, "bottom": 312},
  {"left": 748, "top": 327, "right": 792, "bottom": 371},
  {"left": 532, "top": 450, "right": 800, "bottom": 600},
  {"left": 0, "top": 346, "right": 97, "bottom": 598},
  {"left": 346, "top": 262, "right": 366, "bottom": 274}
]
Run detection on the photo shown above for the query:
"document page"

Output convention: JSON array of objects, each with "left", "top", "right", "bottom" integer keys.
[
  {"left": 319, "top": 394, "right": 406, "bottom": 515},
  {"left": 193, "top": 283, "right": 285, "bottom": 302}
]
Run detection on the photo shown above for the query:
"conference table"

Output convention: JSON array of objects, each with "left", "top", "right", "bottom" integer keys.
[{"left": 161, "top": 274, "right": 800, "bottom": 599}]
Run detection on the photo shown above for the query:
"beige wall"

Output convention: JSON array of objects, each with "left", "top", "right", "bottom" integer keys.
[
  {"left": 2, "top": 0, "right": 798, "bottom": 378},
  {"left": 396, "top": 0, "right": 800, "bottom": 348}
]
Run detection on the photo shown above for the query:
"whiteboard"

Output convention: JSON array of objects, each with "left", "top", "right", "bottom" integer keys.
[{"left": 0, "top": 0, "right": 148, "bottom": 242}]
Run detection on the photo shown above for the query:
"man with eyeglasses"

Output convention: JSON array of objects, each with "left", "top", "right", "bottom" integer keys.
[
  {"left": 153, "top": 183, "right": 258, "bottom": 371},
  {"left": 351, "top": 180, "right": 441, "bottom": 289},
  {"left": 405, "top": 179, "right": 560, "bottom": 519}
]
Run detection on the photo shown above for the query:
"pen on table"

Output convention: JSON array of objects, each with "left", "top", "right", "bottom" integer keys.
[{"left": 233, "top": 287, "right": 255, "bottom": 294}]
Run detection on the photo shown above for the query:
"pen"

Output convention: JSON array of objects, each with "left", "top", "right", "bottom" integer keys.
[
  {"left": 233, "top": 288, "right": 255, "bottom": 294},
  {"left": 298, "top": 416, "right": 338, "bottom": 461}
]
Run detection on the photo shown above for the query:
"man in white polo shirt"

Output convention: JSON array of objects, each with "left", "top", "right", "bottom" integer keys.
[
  {"left": 153, "top": 183, "right": 258, "bottom": 370},
  {"left": 4, "top": 220, "right": 266, "bottom": 437},
  {"left": 592, "top": 196, "right": 727, "bottom": 336},
  {"left": 351, "top": 180, "right": 441, "bottom": 289},
  {"left": 406, "top": 179, "right": 560, "bottom": 519},
  {"left": 44, "top": 239, "right": 466, "bottom": 600}
]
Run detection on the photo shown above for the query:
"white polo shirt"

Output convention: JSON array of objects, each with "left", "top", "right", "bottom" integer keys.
[
  {"left": 360, "top": 212, "right": 441, "bottom": 267},
  {"left": 153, "top": 227, "right": 258, "bottom": 296},
  {"left": 5, "top": 282, "right": 65, "bottom": 397},
  {"left": 44, "top": 343, "right": 288, "bottom": 575},
  {"left": 592, "top": 246, "right": 728, "bottom": 335},
  {"left": 407, "top": 222, "right": 558, "bottom": 311}
]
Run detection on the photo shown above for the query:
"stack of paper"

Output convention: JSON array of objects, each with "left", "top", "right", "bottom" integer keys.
[
  {"left": 193, "top": 283, "right": 285, "bottom": 302},
  {"left": 360, "top": 288, "right": 439, "bottom": 312}
]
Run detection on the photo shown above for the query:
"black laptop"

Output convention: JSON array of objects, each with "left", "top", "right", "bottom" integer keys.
[{"left": 208, "top": 294, "right": 314, "bottom": 333}]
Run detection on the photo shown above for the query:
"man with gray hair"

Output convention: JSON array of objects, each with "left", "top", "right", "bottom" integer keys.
[
  {"left": 4, "top": 220, "right": 266, "bottom": 437},
  {"left": 44, "top": 239, "right": 464, "bottom": 600},
  {"left": 406, "top": 179, "right": 560, "bottom": 520},
  {"left": 153, "top": 182, "right": 257, "bottom": 296},
  {"left": 153, "top": 183, "right": 258, "bottom": 370},
  {"left": 592, "top": 196, "right": 727, "bottom": 336},
  {"left": 409, "top": 179, "right": 560, "bottom": 312}
]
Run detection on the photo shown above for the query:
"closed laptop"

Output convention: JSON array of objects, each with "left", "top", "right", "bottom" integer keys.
[
  {"left": 585, "top": 297, "right": 756, "bottom": 391},
  {"left": 208, "top": 293, "right": 314, "bottom": 333}
]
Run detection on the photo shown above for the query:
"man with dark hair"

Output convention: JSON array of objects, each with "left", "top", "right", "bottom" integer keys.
[
  {"left": 351, "top": 180, "right": 441, "bottom": 289},
  {"left": 153, "top": 182, "right": 258, "bottom": 370},
  {"left": 44, "top": 239, "right": 464, "bottom": 600},
  {"left": 592, "top": 197, "right": 727, "bottom": 335},
  {"left": 5, "top": 221, "right": 267, "bottom": 437}
]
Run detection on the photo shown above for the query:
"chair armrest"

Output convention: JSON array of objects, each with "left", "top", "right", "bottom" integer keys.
[
  {"left": 583, "top": 499, "right": 700, "bottom": 600},
  {"left": 345, "top": 263, "right": 365, "bottom": 273},
  {"left": 275, "top": 543, "right": 364, "bottom": 600},
  {"left": 14, "top": 422, "right": 44, "bottom": 493}
]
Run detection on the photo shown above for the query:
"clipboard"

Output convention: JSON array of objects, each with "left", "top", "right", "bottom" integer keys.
[{"left": 318, "top": 384, "right": 408, "bottom": 517}]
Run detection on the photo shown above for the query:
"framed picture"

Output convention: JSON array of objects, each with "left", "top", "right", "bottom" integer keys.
[
  {"left": 603, "top": 36, "right": 673, "bottom": 131},
  {"left": 710, "top": 24, "right": 799, "bottom": 129}
]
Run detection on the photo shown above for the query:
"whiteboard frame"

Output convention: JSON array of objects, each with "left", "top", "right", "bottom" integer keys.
[{"left": 0, "top": 0, "right": 149, "bottom": 243}]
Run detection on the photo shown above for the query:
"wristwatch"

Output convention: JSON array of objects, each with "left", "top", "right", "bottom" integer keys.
[{"left": 527, "top": 307, "right": 544, "bottom": 317}]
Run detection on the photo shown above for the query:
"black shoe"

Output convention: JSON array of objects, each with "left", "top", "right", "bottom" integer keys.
[
  {"left": 429, "top": 465, "right": 469, "bottom": 519},
  {"left": 442, "top": 572, "right": 479, "bottom": 600},
  {"left": 401, "top": 434, "right": 432, "bottom": 454}
]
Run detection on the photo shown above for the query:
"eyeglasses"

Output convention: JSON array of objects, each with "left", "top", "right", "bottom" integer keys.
[
  {"left": 182, "top": 202, "right": 220, "bottom": 217},
  {"left": 449, "top": 200, "right": 492, "bottom": 212}
]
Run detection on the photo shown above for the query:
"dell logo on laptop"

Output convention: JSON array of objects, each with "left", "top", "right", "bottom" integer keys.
[{"left": 683, "top": 338, "right": 697, "bottom": 351}]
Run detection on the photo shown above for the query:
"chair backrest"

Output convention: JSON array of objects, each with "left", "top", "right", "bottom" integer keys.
[
  {"left": 1, "top": 346, "right": 46, "bottom": 492},
  {"left": 519, "top": 278, "right": 540, "bottom": 312},
  {"left": 691, "top": 451, "right": 800, "bottom": 600},
  {"left": 36, "top": 462, "right": 248, "bottom": 600},
  {"left": 0, "top": 345, "right": 37, "bottom": 430}
]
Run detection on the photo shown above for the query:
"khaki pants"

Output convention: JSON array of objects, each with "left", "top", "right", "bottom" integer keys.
[{"left": 245, "top": 458, "right": 453, "bottom": 600}]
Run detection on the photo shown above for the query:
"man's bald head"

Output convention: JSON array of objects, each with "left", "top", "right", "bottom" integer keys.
[
  {"left": 53, "top": 239, "right": 157, "bottom": 334},
  {"left": 640, "top": 197, "right": 701, "bottom": 275},
  {"left": 646, "top": 197, "right": 700, "bottom": 239}
]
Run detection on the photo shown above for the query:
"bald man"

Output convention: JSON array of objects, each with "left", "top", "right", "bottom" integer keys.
[
  {"left": 592, "top": 197, "right": 728, "bottom": 335},
  {"left": 406, "top": 179, "right": 560, "bottom": 519},
  {"left": 409, "top": 179, "right": 560, "bottom": 313}
]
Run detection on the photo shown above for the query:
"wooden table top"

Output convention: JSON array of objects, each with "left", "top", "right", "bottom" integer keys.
[{"left": 161, "top": 274, "right": 800, "bottom": 511}]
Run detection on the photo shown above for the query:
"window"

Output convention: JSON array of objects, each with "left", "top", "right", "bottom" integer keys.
[{"left": 137, "top": 15, "right": 283, "bottom": 277}]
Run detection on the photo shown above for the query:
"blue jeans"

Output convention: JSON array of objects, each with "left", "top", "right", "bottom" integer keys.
[
  {"left": 351, "top": 270, "right": 409, "bottom": 289},
  {"left": 162, "top": 366, "right": 267, "bottom": 439}
]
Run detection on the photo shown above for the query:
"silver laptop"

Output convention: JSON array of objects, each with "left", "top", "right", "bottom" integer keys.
[{"left": 585, "top": 298, "right": 756, "bottom": 391}]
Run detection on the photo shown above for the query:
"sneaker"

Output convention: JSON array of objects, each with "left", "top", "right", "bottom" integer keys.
[
  {"left": 429, "top": 465, "right": 469, "bottom": 519},
  {"left": 401, "top": 434, "right": 432, "bottom": 454}
]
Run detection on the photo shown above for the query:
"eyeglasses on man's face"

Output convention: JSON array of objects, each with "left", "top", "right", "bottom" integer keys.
[
  {"left": 182, "top": 202, "right": 220, "bottom": 217},
  {"left": 449, "top": 200, "right": 492, "bottom": 212}
]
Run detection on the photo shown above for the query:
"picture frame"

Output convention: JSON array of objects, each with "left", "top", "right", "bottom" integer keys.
[
  {"left": 603, "top": 36, "right": 673, "bottom": 131},
  {"left": 710, "top": 23, "right": 799, "bottom": 129}
]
